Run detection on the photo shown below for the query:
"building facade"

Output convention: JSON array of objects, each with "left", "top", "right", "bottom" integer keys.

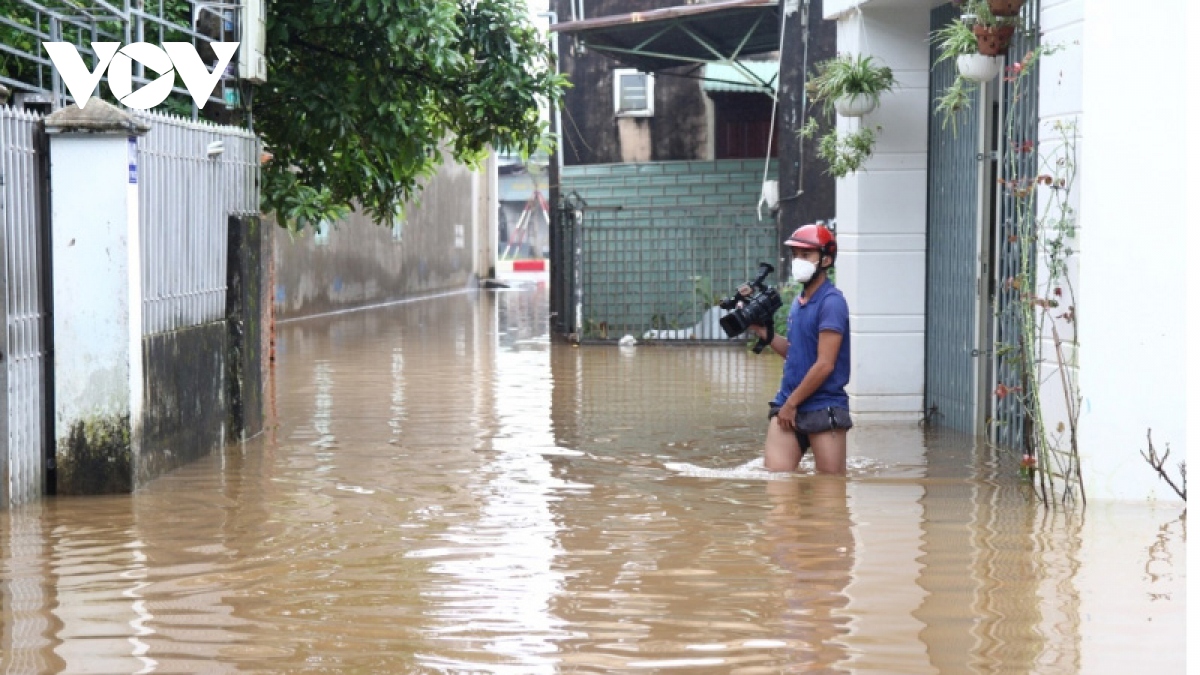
[{"left": 824, "top": 0, "right": 1191, "bottom": 502}]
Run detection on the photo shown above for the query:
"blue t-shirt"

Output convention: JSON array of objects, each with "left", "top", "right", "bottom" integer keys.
[{"left": 772, "top": 281, "right": 851, "bottom": 411}]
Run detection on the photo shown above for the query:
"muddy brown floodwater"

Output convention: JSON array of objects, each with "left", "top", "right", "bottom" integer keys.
[{"left": 1, "top": 285, "right": 1186, "bottom": 674}]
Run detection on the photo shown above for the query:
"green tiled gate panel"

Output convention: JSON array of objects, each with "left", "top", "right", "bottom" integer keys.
[
  {"left": 562, "top": 159, "right": 777, "bottom": 210},
  {"left": 559, "top": 208, "right": 777, "bottom": 341},
  {"left": 557, "top": 161, "right": 780, "bottom": 341}
]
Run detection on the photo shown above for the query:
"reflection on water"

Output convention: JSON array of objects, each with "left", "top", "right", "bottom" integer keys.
[{"left": 1, "top": 285, "right": 1186, "bottom": 674}]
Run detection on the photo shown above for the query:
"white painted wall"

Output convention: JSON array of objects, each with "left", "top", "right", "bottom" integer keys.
[
  {"left": 826, "top": 6, "right": 931, "bottom": 421},
  {"left": 1076, "top": 0, "right": 1188, "bottom": 502},
  {"left": 49, "top": 134, "right": 143, "bottom": 438}
]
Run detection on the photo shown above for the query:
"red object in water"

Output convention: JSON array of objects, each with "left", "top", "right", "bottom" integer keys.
[{"left": 512, "top": 259, "right": 546, "bottom": 272}]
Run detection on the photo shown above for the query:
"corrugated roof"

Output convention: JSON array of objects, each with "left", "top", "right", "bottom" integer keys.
[{"left": 702, "top": 61, "right": 778, "bottom": 94}]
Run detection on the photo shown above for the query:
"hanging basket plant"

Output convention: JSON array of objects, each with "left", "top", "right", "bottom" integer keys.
[
  {"left": 834, "top": 93, "right": 878, "bottom": 117},
  {"left": 807, "top": 53, "right": 896, "bottom": 119},
  {"left": 974, "top": 23, "right": 1017, "bottom": 56},
  {"left": 798, "top": 117, "right": 880, "bottom": 179},
  {"left": 957, "top": 53, "right": 1004, "bottom": 82},
  {"left": 987, "top": 0, "right": 1026, "bottom": 17}
]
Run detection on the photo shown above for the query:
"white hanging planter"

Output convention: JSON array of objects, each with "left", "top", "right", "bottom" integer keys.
[
  {"left": 957, "top": 54, "right": 1004, "bottom": 83},
  {"left": 834, "top": 93, "right": 878, "bottom": 118}
]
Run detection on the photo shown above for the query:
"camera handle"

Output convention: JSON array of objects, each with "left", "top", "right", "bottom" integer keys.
[{"left": 752, "top": 323, "right": 774, "bottom": 354}]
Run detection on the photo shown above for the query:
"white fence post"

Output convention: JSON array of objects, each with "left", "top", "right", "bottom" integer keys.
[{"left": 45, "top": 98, "right": 149, "bottom": 494}]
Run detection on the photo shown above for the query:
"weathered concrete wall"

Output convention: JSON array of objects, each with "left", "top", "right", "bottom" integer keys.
[
  {"left": 273, "top": 153, "right": 488, "bottom": 320},
  {"left": 554, "top": 0, "right": 709, "bottom": 164},
  {"left": 139, "top": 323, "right": 227, "bottom": 486},
  {"left": 226, "top": 215, "right": 267, "bottom": 442},
  {"left": 47, "top": 121, "right": 144, "bottom": 496},
  {"left": 45, "top": 101, "right": 268, "bottom": 497}
]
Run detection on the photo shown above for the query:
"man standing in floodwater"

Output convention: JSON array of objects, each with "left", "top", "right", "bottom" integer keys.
[{"left": 749, "top": 223, "right": 852, "bottom": 474}]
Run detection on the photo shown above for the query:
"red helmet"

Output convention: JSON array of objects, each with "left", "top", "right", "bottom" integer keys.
[{"left": 785, "top": 223, "right": 837, "bottom": 262}]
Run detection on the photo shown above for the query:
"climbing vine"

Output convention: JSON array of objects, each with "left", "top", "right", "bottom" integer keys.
[{"left": 994, "top": 46, "right": 1083, "bottom": 506}]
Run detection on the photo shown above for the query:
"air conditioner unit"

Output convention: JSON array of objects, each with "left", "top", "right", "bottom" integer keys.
[{"left": 239, "top": 0, "right": 268, "bottom": 84}]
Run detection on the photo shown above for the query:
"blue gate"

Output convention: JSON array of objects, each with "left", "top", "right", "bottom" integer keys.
[
  {"left": 991, "top": 1, "right": 1041, "bottom": 452},
  {"left": 924, "top": 2, "right": 985, "bottom": 433}
]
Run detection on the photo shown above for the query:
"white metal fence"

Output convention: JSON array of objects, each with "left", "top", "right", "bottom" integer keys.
[
  {"left": 1, "top": 107, "right": 260, "bottom": 507},
  {"left": 135, "top": 111, "right": 260, "bottom": 335},
  {"left": 0, "top": 107, "right": 48, "bottom": 507}
]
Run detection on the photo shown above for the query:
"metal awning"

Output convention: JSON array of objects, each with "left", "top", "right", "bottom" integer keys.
[
  {"left": 552, "top": 0, "right": 781, "bottom": 83},
  {"left": 702, "top": 61, "right": 778, "bottom": 95}
]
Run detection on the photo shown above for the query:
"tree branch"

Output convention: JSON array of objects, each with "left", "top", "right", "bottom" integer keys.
[{"left": 1141, "top": 429, "right": 1186, "bottom": 501}]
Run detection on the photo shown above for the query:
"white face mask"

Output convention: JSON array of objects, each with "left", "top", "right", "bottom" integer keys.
[{"left": 791, "top": 258, "right": 817, "bottom": 283}]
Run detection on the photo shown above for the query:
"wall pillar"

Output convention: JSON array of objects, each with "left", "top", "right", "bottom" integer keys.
[
  {"left": 45, "top": 98, "right": 149, "bottom": 494},
  {"left": 826, "top": 5, "right": 931, "bottom": 421},
  {"left": 226, "top": 215, "right": 265, "bottom": 443}
]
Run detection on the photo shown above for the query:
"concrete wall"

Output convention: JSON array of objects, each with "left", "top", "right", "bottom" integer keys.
[
  {"left": 139, "top": 324, "right": 226, "bottom": 486},
  {"left": 554, "top": 0, "right": 710, "bottom": 164},
  {"left": 49, "top": 133, "right": 142, "bottom": 494},
  {"left": 1074, "top": 0, "right": 1189, "bottom": 502},
  {"left": 46, "top": 103, "right": 266, "bottom": 495},
  {"left": 273, "top": 152, "right": 494, "bottom": 320},
  {"left": 824, "top": 4, "right": 931, "bottom": 421}
]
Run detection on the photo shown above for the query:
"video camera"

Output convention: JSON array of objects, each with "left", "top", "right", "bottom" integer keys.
[{"left": 718, "top": 262, "right": 783, "bottom": 354}]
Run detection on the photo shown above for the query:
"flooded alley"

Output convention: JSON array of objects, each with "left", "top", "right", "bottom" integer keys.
[{"left": 1, "top": 286, "right": 1186, "bottom": 674}]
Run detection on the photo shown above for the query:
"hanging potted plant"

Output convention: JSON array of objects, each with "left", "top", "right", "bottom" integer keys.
[
  {"left": 807, "top": 53, "right": 896, "bottom": 119},
  {"left": 932, "top": 17, "right": 1003, "bottom": 83},
  {"left": 798, "top": 117, "right": 881, "bottom": 179},
  {"left": 987, "top": 0, "right": 1026, "bottom": 17},
  {"left": 960, "top": 1, "right": 1019, "bottom": 56}
]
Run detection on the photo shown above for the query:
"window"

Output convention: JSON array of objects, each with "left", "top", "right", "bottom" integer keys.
[{"left": 613, "top": 69, "right": 654, "bottom": 117}]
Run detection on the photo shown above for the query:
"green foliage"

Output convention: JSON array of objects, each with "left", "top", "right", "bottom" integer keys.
[
  {"left": 0, "top": 1, "right": 131, "bottom": 87},
  {"left": 958, "top": 1, "right": 1016, "bottom": 28},
  {"left": 0, "top": 1, "right": 38, "bottom": 83},
  {"left": 799, "top": 111, "right": 880, "bottom": 178},
  {"left": 798, "top": 54, "right": 890, "bottom": 178},
  {"left": 691, "top": 276, "right": 723, "bottom": 309},
  {"left": 815, "top": 126, "right": 880, "bottom": 178},
  {"left": 807, "top": 53, "right": 895, "bottom": 118},
  {"left": 0, "top": 1, "right": 566, "bottom": 232},
  {"left": 258, "top": 0, "right": 568, "bottom": 230},
  {"left": 933, "top": 77, "right": 976, "bottom": 133},
  {"left": 930, "top": 19, "right": 978, "bottom": 66},
  {"left": 988, "top": 43, "right": 1083, "bottom": 505},
  {"left": 772, "top": 281, "right": 802, "bottom": 339}
]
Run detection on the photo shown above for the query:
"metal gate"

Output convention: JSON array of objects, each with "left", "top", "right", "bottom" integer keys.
[
  {"left": 550, "top": 193, "right": 583, "bottom": 338},
  {"left": 0, "top": 108, "right": 49, "bottom": 507},
  {"left": 925, "top": 2, "right": 985, "bottom": 433},
  {"left": 551, "top": 202, "right": 778, "bottom": 342},
  {"left": 134, "top": 110, "right": 260, "bottom": 336},
  {"left": 992, "top": 1, "right": 1041, "bottom": 451}
]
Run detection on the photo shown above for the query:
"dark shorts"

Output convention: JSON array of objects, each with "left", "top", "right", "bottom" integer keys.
[{"left": 768, "top": 403, "right": 853, "bottom": 455}]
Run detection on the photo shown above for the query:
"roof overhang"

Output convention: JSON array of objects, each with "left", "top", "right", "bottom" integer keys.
[
  {"left": 551, "top": 0, "right": 781, "bottom": 78},
  {"left": 702, "top": 61, "right": 778, "bottom": 95}
]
